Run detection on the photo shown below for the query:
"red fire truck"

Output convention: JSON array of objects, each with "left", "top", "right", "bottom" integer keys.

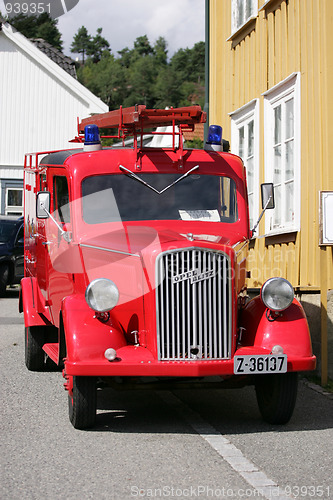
[{"left": 20, "top": 105, "right": 316, "bottom": 429}]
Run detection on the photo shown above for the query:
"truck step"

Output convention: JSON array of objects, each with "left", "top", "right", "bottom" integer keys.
[{"left": 43, "top": 343, "right": 59, "bottom": 363}]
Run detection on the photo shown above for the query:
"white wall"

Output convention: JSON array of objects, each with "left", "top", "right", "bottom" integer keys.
[{"left": 0, "top": 25, "right": 108, "bottom": 168}]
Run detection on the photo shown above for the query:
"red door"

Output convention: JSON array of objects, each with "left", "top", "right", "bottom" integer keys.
[
  {"left": 43, "top": 170, "right": 74, "bottom": 327},
  {"left": 35, "top": 171, "right": 50, "bottom": 303}
]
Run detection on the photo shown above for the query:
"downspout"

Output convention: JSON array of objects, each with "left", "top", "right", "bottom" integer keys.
[{"left": 204, "top": 0, "right": 210, "bottom": 143}]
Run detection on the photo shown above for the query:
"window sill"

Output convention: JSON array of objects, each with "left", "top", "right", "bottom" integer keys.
[
  {"left": 227, "top": 16, "right": 257, "bottom": 48},
  {"left": 264, "top": 230, "right": 298, "bottom": 246},
  {"left": 259, "top": 0, "right": 284, "bottom": 16}
]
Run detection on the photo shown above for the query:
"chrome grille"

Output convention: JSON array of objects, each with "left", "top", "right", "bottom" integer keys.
[{"left": 156, "top": 248, "right": 231, "bottom": 361}]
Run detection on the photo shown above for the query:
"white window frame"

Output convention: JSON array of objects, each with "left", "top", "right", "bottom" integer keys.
[
  {"left": 230, "top": 99, "right": 260, "bottom": 232},
  {"left": 231, "top": 0, "right": 258, "bottom": 34},
  {"left": 263, "top": 73, "right": 301, "bottom": 235},
  {"left": 5, "top": 187, "right": 24, "bottom": 216}
]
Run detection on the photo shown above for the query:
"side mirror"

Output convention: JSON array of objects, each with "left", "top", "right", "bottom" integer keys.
[
  {"left": 261, "top": 183, "right": 275, "bottom": 210},
  {"left": 251, "top": 183, "right": 275, "bottom": 235},
  {"left": 36, "top": 191, "right": 71, "bottom": 243},
  {"left": 36, "top": 192, "right": 50, "bottom": 219}
]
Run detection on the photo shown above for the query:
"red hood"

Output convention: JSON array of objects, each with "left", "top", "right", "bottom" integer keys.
[
  {"left": 49, "top": 223, "right": 243, "bottom": 285},
  {"left": 78, "top": 223, "right": 241, "bottom": 304},
  {"left": 79, "top": 222, "right": 238, "bottom": 256}
]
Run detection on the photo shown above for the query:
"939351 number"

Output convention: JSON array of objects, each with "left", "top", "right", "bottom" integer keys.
[
  {"left": 5, "top": 3, "right": 51, "bottom": 16},
  {"left": 234, "top": 354, "right": 287, "bottom": 374}
]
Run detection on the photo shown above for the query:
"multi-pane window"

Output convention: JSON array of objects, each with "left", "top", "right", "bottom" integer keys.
[
  {"left": 5, "top": 188, "right": 23, "bottom": 216},
  {"left": 239, "top": 120, "right": 255, "bottom": 227},
  {"left": 264, "top": 74, "right": 300, "bottom": 234},
  {"left": 231, "top": 100, "right": 259, "bottom": 230},
  {"left": 232, "top": 0, "right": 257, "bottom": 33}
]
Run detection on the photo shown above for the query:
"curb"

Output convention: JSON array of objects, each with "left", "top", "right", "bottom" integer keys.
[{"left": 301, "top": 378, "right": 333, "bottom": 400}]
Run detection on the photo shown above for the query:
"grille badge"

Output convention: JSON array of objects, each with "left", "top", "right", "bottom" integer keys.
[{"left": 172, "top": 268, "right": 215, "bottom": 285}]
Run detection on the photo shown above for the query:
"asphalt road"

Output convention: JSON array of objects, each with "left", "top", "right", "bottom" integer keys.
[{"left": 1, "top": 289, "right": 332, "bottom": 500}]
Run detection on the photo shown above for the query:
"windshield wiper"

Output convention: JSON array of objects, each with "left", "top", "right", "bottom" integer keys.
[
  {"left": 119, "top": 165, "right": 160, "bottom": 194},
  {"left": 119, "top": 165, "right": 199, "bottom": 195}
]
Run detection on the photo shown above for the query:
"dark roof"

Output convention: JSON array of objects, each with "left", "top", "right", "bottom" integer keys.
[
  {"left": 183, "top": 122, "right": 205, "bottom": 142},
  {"left": 30, "top": 38, "right": 77, "bottom": 79},
  {"left": 40, "top": 149, "right": 83, "bottom": 166}
]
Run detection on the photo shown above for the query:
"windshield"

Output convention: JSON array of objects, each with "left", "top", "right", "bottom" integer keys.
[{"left": 82, "top": 173, "right": 238, "bottom": 225}]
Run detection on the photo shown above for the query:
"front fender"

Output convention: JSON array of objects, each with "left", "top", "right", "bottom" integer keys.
[
  {"left": 239, "top": 295, "right": 314, "bottom": 358},
  {"left": 61, "top": 295, "right": 127, "bottom": 364}
]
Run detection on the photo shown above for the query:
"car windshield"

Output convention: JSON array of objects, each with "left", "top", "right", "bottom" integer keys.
[
  {"left": 0, "top": 220, "right": 17, "bottom": 243},
  {"left": 82, "top": 173, "right": 238, "bottom": 225}
]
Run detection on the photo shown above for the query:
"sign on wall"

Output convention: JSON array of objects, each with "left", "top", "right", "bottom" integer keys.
[{"left": 319, "top": 191, "right": 333, "bottom": 245}]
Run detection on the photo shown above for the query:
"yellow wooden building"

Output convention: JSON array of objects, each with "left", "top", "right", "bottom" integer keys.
[{"left": 208, "top": 0, "right": 333, "bottom": 379}]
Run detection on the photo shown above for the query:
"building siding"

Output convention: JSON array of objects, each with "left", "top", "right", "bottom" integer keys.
[
  {"left": 0, "top": 25, "right": 108, "bottom": 169},
  {"left": 0, "top": 23, "right": 108, "bottom": 215},
  {"left": 209, "top": 0, "right": 333, "bottom": 291}
]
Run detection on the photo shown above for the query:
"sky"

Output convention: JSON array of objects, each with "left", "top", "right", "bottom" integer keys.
[{"left": 1, "top": 0, "right": 206, "bottom": 58}]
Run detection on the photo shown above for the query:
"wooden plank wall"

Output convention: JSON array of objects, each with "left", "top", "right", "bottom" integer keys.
[{"left": 209, "top": 0, "right": 333, "bottom": 290}]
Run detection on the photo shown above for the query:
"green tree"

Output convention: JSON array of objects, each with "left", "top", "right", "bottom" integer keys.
[
  {"left": 154, "top": 66, "right": 182, "bottom": 108},
  {"left": 187, "top": 41, "right": 205, "bottom": 83},
  {"left": 75, "top": 33, "right": 205, "bottom": 112},
  {"left": 170, "top": 42, "right": 205, "bottom": 83},
  {"left": 8, "top": 12, "right": 63, "bottom": 50},
  {"left": 35, "top": 14, "right": 63, "bottom": 50},
  {"left": 169, "top": 42, "right": 205, "bottom": 107},
  {"left": 133, "top": 35, "right": 153, "bottom": 57},
  {"left": 87, "top": 27, "right": 110, "bottom": 63},
  {"left": 71, "top": 26, "right": 91, "bottom": 64},
  {"left": 153, "top": 36, "right": 168, "bottom": 67},
  {"left": 115, "top": 35, "right": 154, "bottom": 68},
  {"left": 125, "top": 55, "right": 157, "bottom": 107},
  {"left": 77, "top": 59, "right": 101, "bottom": 97},
  {"left": 77, "top": 52, "right": 127, "bottom": 109},
  {"left": 170, "top": 47, "right": 191, "bottom": 77},
  {"left": 179, "top": 81, "right": 205, "bottom": 108},
  {"left": 117, "top": 47, "right": 133, "bottom": 68}
]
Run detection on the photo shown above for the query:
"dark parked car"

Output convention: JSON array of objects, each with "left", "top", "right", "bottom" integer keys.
[{"left": 0, "top": 216, "right": 24, "bottom": 296}]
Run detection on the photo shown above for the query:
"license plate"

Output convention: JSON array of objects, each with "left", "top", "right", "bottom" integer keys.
[{"left": 234, "top": 354, "right": 287, "bottom": 374}]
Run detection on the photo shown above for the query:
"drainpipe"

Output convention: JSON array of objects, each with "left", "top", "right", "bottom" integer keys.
[{"left": 204, "top": 0, "right": 210, "bottom": 143}]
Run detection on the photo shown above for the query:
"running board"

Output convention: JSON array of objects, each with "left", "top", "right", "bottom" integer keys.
[{"left": 43, "top": 343, "right": 59, "bottom": 363}]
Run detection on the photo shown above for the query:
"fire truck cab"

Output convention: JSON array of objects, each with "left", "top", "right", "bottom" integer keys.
[{"left": 20, "top": 105, "right": 316, "bottom": 429}]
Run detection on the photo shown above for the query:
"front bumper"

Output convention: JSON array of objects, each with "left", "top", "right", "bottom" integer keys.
[{"left": 64, "top": 345, "right": 316, "bottom": 377}]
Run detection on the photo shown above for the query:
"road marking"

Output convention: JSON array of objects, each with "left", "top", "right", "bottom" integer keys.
[{"left": 158, "top": 391, "right": 295, "bottom": 500}]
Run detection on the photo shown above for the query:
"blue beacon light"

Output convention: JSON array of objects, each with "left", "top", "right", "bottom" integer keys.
[
  {"left": 205, "top": 125, "right": 223, "bottom": 151},
  {"left": 84, "top": 124, "right": 102, "bottom": 151}
]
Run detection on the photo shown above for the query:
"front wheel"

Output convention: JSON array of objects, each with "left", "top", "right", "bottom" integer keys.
[
  {"left": 68, "top": 376, "right": 97, "bottom": 430},
  {"left": 255, "top": 372, "right": 298, "bottom": 425},
  {"left": 25, "top": 326, "right": 45, "bottom": 371}
]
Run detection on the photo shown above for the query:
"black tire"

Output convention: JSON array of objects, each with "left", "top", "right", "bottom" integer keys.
[
  {"left": 0, "top": 264, "right": 9, "bottom": 297},
  {"left": 255, "top": 372, "right": 298, "bottom": 425},
  {"left": 25, "top": 326, "right": 45, "bottom": 371},
  {"left": 68, "top": 376, "right": 97, "bottom": 430}
]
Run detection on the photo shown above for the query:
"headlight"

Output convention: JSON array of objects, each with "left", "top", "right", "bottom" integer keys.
[
  {"left": 85, "top": 278, "right": 119, "bottom": 312},
  {"left": 261, "top": 277, "right": 294, "bottom": 311}
]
